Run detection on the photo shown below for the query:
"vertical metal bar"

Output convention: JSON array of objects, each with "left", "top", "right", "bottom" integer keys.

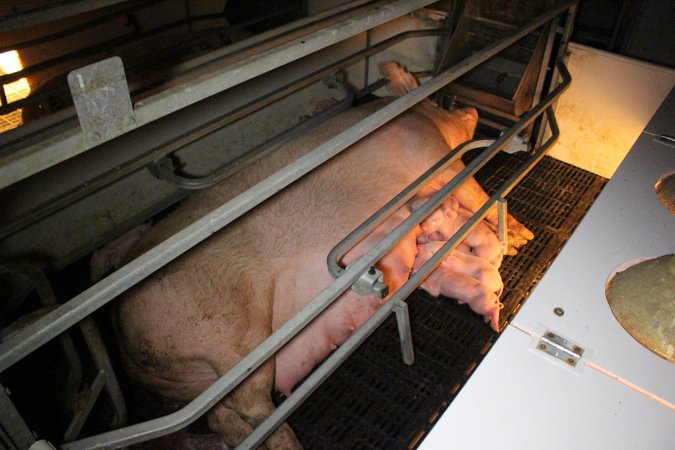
[
  {"left": 364, "top": 29, "right": 372, "bottom": 88},
  {"left": 533, "top": 3, "right": 578, "bottom": 149},
  {"left": 497, "top": 197, "right": 508, "bottom": 255},
  {"left": 0, "top": 384, "right": 35, "bottom": 449},
  {"left": 63, "top": 370, "right": 107, "bottom": 442},
  {"left": 79, "top": 318, "right": 127, "bottom": 428},
  {"left": 394, "top": 300, "right": 415, "bottom": 365}
]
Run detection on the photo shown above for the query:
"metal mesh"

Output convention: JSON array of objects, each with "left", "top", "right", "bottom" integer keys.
[{"left": 284, "top": 152, "right": 607, "bottom": 449}]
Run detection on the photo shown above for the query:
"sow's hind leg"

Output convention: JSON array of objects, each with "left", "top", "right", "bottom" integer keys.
[
  {"left": 115, "top": 253, "right": 301, "bottom": 449},
  {"left": 207, "top": 361, "right": 300, "bottom": 450}
]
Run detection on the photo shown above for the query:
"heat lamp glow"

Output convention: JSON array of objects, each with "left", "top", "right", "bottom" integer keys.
[{"left": 0, "top": 50, "right": 31, "bottom": 133}]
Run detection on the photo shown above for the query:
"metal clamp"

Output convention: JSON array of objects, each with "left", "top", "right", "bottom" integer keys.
[{"left": 350, "top": 265, "right": 389, "bottom": 298}]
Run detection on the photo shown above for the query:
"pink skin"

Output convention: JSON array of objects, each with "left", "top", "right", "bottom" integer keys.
[
  {"left": 410, "top": 193, "right": 503, "bottom": 267},
  {"left": 418, "top": 264, "right": 502, "bottom": 331},
  {"left": 413, "top": 240, "right": 503, "bottom": 296}
]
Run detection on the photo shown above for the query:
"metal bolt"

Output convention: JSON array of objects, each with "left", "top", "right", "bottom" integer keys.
[
  {"left": 553, "top": 307, "right": 564, "bottom": 316},
  {"left": 90, "top": 131, "right": 101, "bottom": 141},
  {"left": 546, "top": 332, "right": 555, "bottom": 339},
  {"left": 538, "top": 344, "right": 547, "bottom": 350},
  {"left": 368, "top": 267, "right": 376, "bottom": 275},
  {"left": 374, "top": 281, "right": 389, "bottom": 299},
  {"left": 566, "top": 358, "right": 575, "bottom": 365},
  {"left": 573, "top": 346, "right": 582, "bottom": 353}
]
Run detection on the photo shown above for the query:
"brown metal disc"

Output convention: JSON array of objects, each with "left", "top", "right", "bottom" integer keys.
[
  {"left": 605, "top": 254, "right": 675, "bottom": 363},
  {"left": 655, "top": 173, "right": 675, "bottom": 214}
]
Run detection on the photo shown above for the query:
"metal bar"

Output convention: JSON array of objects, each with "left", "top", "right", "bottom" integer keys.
[
  {"left": 63, "top": 370, "right": 107, "bottom": 442},
  {"left": 0, "top": 29, "right": 443, "bottom": 239},
  {"left": 394, "top": 300, "right": 415, "bottom": 365},
  {"left": 0, "top": 0, "right": 437, "bottom": 190},
  {"left": 0, "top": 384, "right": 35, "bottom": 449},
  {"left": 0, "top": 10, "right": 269, "bottom": 87},
  {"left": 237, "top": 107, "right": 561, "bottom": 449},
  {"left": 0, "top": 0, "right": 130, "bottom": 33},
  {"left": 532, "top": 3, "right": 578, "bottom": 149},
  {"left": 79, "top": 318, "right": 127, "bottom": 428},
  {"left": 0, "top": 0, "right": 164, "bottom": 54},
  {"left": 498, "top": 197, "right": 508, "bottom": 255},
  {"left": 150, "top": 80, "right": 355, "bottom": 189}
]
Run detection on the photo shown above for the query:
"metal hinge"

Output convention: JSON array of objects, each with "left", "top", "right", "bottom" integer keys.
[{"left": 536, "top": 330, "right": 586, "bottom": 368}]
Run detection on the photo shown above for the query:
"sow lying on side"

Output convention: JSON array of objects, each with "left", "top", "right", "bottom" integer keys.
[{"left": 112, "top": 64, "right": 532, "bottom": 449}]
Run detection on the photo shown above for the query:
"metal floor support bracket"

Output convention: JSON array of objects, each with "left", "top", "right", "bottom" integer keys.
[{"left": 0, "top": 260, "right": 127, "bottom": 446}]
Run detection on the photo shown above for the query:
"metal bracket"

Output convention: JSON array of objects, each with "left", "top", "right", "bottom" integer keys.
[
  {"left": 536, "top": 330, "right": 585, "bottom": 368},
  {"left": 68, "top": 57, "right": 135, "bottom": 147},
  {"left": 393, "top": 301, "right": 415, "bottom": 365},
  {"left": 497, "top": 197, "right": 508, "bottom": 255},
  {"left": 350, "top": 265, "right": 389, "bottom": 299}
]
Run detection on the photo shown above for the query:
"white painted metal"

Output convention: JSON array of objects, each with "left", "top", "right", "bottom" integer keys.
[
  {"left": 549, "top": 43, "right": 675, "bottom": 178},
  {"left": 512, "top": 89, "right": 675, "bottom": 403},
  {"left": 420, "top": 87, "right": 675, "bottom": 450},
  {"left": 418, "top": 327, "right": 675, "bottom": 450}
]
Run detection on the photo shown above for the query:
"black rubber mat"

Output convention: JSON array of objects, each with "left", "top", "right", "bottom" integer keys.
[{"left": 284, "top": 152, "right": 607, "bottom": 449}]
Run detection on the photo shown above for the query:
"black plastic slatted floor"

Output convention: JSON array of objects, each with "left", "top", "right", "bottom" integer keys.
[{"left": 284, "top": 152, "right": 607, "bottom": 449}]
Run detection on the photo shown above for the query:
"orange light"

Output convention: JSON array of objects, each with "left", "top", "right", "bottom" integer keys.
[{"left": 0, "top": 50, "right": 31, "bottom": 133}]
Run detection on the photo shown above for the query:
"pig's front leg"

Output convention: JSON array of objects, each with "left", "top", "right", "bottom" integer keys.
[{"left": 208, "top": 360, "right": 302, "bottom": 449}]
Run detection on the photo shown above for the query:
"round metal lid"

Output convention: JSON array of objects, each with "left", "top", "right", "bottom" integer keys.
[{"left": 606, "top": 254, "right": 675, "bottom": 363}]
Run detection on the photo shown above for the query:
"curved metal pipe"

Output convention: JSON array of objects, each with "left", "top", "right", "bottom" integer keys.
[{"left": 149, "top": 80, "right": 355, "bottom": 190}]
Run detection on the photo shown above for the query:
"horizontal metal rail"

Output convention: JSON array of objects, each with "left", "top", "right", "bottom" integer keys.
[
  {"left": 238, "top": 106, "right": 561, "bottom": 449},
  {"left": 0, "top": 29, "right": 444, "bottom": 240},
  {"left": 0, "top": 6, "right": 301, "bottom": 115},
  {"left": 0, "top": 0, "right": 438, "bottom": 190},
  {"left": 0, "top": 0, "right": 164, "bottom": 54},
  {"left": 0, "top": 0, "right": 129, "bottom": 33}
]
